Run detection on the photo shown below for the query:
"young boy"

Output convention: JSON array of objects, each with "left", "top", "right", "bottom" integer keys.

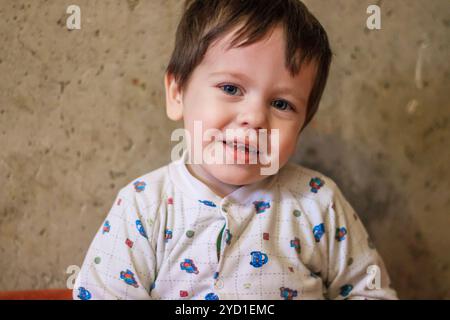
[{"left": 74, "top": 0, "right": 398, "bottom": 300}]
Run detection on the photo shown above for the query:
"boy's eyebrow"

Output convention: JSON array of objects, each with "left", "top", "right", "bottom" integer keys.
[
  {"left": 209, "top": 71, "right": 307, "bottom": 105},
  {"left": 272, "top": 86, "right": 307, "bottom": 105},
  {"left": 208, "top": 71, "right": 252, "bottom": 82}
]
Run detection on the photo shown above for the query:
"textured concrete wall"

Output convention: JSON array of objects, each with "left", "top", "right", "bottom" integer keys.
[{"left": 0, "top": 0, "right": 448, "bottom": 299}]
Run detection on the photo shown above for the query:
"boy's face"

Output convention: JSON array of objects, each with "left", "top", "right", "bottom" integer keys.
[{"left": 165, "top": 24, "right": 318, "bottom": 194}]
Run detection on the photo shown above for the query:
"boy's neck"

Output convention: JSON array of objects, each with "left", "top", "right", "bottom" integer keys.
[{"left": 185, "top": 163, "right": 241, "bottom": 199}]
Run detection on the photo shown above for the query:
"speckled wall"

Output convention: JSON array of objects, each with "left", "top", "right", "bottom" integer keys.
[{"left": 0, "top": 0, "right": 448, "bottom": 299}]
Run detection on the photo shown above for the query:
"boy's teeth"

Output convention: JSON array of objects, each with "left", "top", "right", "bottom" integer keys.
[{"left": 224, "top": 141, "right": 258, "bottom": 154}]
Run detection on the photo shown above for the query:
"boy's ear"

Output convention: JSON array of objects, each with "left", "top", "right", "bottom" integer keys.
[{"left": 164, "top": 72, "right": 184, "bottom": 121}]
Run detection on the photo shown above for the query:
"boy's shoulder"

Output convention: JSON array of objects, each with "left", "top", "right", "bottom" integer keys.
[
  {"left": 116, "top": 162, "right": 172, "bottom": 208},
  {"left": 277, "top": 161, "right": 340, "bottom": 206}
]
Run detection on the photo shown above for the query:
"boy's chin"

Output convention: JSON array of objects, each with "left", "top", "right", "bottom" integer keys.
[{"left": 206, "top": 163, "right": 265, "bottom": 186}]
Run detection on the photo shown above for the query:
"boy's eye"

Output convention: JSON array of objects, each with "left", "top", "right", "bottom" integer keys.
[
  {"left": 219, "top": 84, "right": 241, "bottom": 96},
  {"left": 218, "top": 84, "right": 295, "bottom": 112},
  {"left": 271, "top": 99, "right": 294, "bottom": 112}
]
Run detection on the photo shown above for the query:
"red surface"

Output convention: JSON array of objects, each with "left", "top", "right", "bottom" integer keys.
[{"left": 0, "top": 289, "right": 73, "bottom": 300}]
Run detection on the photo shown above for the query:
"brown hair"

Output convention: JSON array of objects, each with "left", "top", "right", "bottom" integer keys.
[{"left": 166, "top": 0, "right": 333, "bottom": 130}]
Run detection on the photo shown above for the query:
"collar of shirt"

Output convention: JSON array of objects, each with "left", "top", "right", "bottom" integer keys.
[{"left": 168, "top": 148, "right": 279, "bottom": 207}]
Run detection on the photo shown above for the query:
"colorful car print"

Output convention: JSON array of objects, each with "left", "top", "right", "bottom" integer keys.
[
  {"left": 250, "top": 251, "right": 268, "bottom": 268},
  {"left": 309, "top": 177, "right": 324, "bottom": 193},
  {"left": 133, "top": 180, "right": 146, "bottom": 192},
  {"left": 125, "top": 238, "right": 134, "bottom": 248},
  {"left": 340, "top": 284, "right": 353, "bottom": 297},
  {"left": 280, "top": 287, "right": 298, "bottom": 300},
  {"left": 313, "top": 223, "right": 325, "bottom": 242},
  {"left": 205, "top": 292, "right": 219, "bottom": 300},
  {"left": 77, "top": 287, "right": 91, "bottom": 300},
  {"left": 180, "top": 290, "right": 189, "bottom": 298},
  {"left": 253, "top": 201, "right": 270, "bottom": 214},
  {"left": 165, "top": 229, "right": 173, "bottom": 242},
  {"left": 290, "top": 237, "right": 301, "bottom": 254},
  {"left": 180, "top": 258, "right": 199, "bottom": 274},
  {"left": 120, "top": 269, "right": 139, "bottom": 288},
  {"left": 198, "top": 200, "right": 217, "bottom": 207},
  {"left": 102, "top": 220, "right": 110, "bottom": 234},
  {"left": 136, "top": 219, "right": 148, "bottom": 239},
  {"left": 335, "top": 227, "right": 348, "bottom": 241}
]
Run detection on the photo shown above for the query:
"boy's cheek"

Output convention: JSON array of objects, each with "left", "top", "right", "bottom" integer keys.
[{"left": 276, "top": 134, "right": 298, "bottom": 159}]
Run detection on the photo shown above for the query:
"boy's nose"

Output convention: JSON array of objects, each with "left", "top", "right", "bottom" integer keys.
[{"left": 235, "top": 100, "right": 268, "bottom": 130}]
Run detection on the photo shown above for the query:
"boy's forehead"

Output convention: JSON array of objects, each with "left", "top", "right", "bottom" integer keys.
[
  {"left": 197, "top": 25, "right": 317, "bottom": 97},
  {"left": 201, "top": 25, "right": 284, "bottom": 71}
]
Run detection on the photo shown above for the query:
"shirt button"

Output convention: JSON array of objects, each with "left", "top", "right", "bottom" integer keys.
[{"left": 186, "top": 230, "right": 195, "bottom": 238}]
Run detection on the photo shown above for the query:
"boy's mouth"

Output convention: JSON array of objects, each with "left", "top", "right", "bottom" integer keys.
[{"left": 222, "top": 139, "right": 260, "bottom": 155}]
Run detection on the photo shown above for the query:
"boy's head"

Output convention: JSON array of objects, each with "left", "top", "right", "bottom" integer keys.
[{"left": 164, "top": 0, "right": 332, "bottom": 188}]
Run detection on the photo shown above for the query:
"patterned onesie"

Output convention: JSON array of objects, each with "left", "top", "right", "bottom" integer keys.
[{"left": 73, "top": 149, "right": 398, "bottom": 300}]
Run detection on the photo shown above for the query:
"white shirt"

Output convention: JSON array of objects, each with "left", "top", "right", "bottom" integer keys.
[{"left": 73, "top": 149, "right": 398, "bottom": 300}]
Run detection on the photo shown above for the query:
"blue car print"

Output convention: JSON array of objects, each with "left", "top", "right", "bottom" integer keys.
[
  {"left": 198, "top": 200, "right": 217, "bottom": 207},
  {"left": 102, "top": 220, "right": 110, "bottom": 234},
  {"left": 133, "top": 180, "right": 146, "bottom": 192},
  {"left": 280, "top": 287, "right": 298, "bottom": 300},
  {"left": 205, "top": 292, "right": 219, "bottom": 300},
  {"left": 136, "top": 220, "right": 148, "bottom": 239},
  {"left": 253, "top": 201, "right": 270, "bottom": 214},
  {"left": 250, "top": 251, "right": 268, "bottom": 268},
  {"left": 313, "top": 223, "right": 325, "bottom": 242},
  {"left": 120, "top": 269, "right": 139, "bottom": 288},
  {"left": 340, "top": 284, "right": 353, "bottom": 297},
  {"left": 180, "top": 258, "right": 199, "bottom": 274},
  {"left": 77, "top": 287, "right": 91, "bottom": 300},
  {"left": 290, "top": 238, "right": 301, "bottom": 254},
  {"left": 165, "top": 229, "right": 173, "bottom": 242}
]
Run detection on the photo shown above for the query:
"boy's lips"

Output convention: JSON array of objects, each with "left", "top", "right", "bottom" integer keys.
[{"left": 221, "top": 138, "right": 261, "bottom": 155}]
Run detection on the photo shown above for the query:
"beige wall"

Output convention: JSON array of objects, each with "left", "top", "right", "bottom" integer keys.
[{"left": 0, "top": 0, "right": 448, "bottom": 299}]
